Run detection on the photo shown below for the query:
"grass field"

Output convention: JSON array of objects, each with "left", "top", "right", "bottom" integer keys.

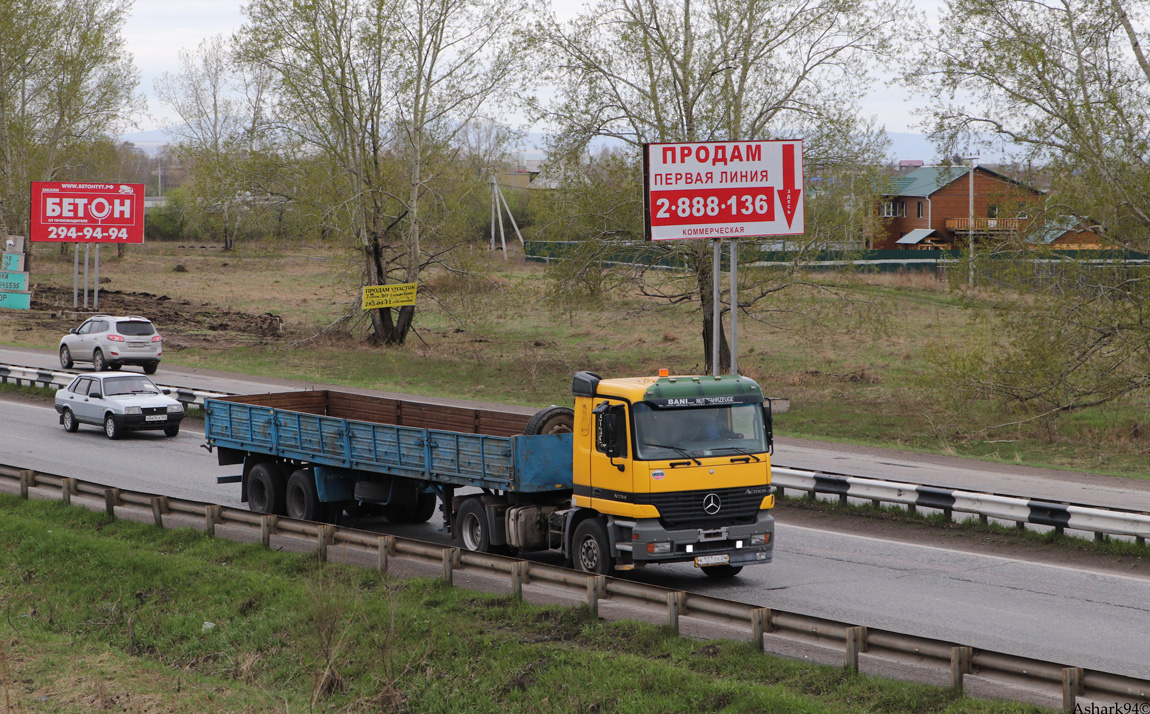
[
  {"left": 9, "top": 239, "right": 1150, "bottom": 479},
  {"left": 0, "top": 494, "right": 1049, "bottom": 714}
]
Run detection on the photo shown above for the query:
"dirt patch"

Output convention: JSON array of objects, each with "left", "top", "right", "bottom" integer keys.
[{"left": 19, "top": 285, "right": 286, "bottom": 351}]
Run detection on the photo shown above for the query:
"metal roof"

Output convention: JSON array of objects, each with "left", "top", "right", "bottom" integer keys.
[
  {"left": 896, "top": 228, "right": 943, "bottom": 245},
  {"left": 883, "top": 165, "right": 1040, "bottom": 198}
]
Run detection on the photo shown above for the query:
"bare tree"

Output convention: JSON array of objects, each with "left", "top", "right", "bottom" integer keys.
[
  {"left": 531, "top": 0, "right": 906, "bottom": 372},
  {"left": 240, "top": 0, "right": 527, "bottom": 345}
]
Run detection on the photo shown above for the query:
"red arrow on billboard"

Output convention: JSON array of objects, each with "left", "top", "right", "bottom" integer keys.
[{"left": 779, "top": 144, "right": 801, "bottom": 228}]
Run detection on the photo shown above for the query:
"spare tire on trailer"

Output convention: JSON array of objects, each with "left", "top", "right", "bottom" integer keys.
[{"left": 524, "top": 405, "right": 575, "bottom": 435}]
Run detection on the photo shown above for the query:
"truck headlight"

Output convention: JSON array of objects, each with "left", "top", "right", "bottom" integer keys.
[
  {"left": 750, "top": 534, "right": 768, "bottom": 546},
  {"left": 124, "top": 407, "right": 141, "bottom": 414},
  {"left": 647, "top": 542, "right": 671, "bottom": 555},
  {"left": 167, "top": 404, "right": 184, "bottom": 413}
]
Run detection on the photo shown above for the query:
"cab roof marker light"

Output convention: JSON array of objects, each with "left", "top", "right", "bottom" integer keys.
[{"left": 658, "top": 368, "right": 669, "bottom": 377}]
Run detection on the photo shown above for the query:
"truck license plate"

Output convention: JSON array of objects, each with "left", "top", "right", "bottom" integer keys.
[
  {"left": 694, "top": 554, "right": 729, "bottom": 567},
  {"left": 145, "top": 415, "right": 165, "bottom": 422}
]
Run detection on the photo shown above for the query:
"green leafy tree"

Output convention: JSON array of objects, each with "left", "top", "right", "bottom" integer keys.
[
  {"left": 0, "top": 0, "right": 141, "bottom": 265},
  {"left": 910, "top": 0, "right": 1150, "bottom": 429}
]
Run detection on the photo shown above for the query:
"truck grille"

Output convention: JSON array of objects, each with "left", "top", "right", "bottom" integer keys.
[{"left": 647, "top": 486, "right": 764, "bottom": 529}]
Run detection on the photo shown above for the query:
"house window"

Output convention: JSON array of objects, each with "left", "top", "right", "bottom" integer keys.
[
  {"left": 917, "top": 201, "right": 923, "bottom": 218},
  {"left": 987, "top": 205, "right": 999, "bottom": 218},
  {"left": 901, "top": 201, "right": 907, "bottom": 217},
  {"left": 882, "top": 201, "right": 898, "bottom": 218}
]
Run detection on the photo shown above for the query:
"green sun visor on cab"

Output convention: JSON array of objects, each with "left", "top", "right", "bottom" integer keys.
[{"left": 643, "top": 375, "right": 763, "bottom": 408}]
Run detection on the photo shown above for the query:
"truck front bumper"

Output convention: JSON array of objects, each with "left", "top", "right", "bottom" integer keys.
[{"left": 621, "top": 510, "right": 774, "bottom": 567}]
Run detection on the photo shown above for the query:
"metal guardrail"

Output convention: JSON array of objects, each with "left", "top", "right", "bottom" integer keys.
[
  {"left": 772, "top": 467, "right": 1150, "bottom": 544},
  {"left": 0, "top": 462, "right": 1145, "bottom": 712},
  {"left": 0, "top": 363, "right": 226, "bottom": 408}
]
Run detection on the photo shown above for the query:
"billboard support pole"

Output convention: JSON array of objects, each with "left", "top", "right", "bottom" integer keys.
[
  {"left": 94, "top": 244, "right": 99, "bottom": 310},
  {"left": 73, "top": 244, "right": 78, "bottom": 309},
  {"left": 730, "top": 239, "right": 738, "bottom": 376},
  {"left": 83, "top": 244, "right": 89, "bottom": 309},
  {"left": 712, "top": 238, "right": 721, "bottom": 377}
]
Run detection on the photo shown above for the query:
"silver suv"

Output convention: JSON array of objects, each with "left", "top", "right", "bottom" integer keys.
[
  {"left": 55, "top": 372, "right": 184, "bottom": 439},
  {"left": 59, "top": 315, "right": 163, "bottom": 374}
]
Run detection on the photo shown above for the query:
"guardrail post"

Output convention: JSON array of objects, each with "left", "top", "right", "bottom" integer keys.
[
  {"left": 906, "top": 503, "right": 916, "bottom": 515},
  {"left": 1138, "top": 536, "right": 1145, "bottom": 547},
  {"left": 260, "top": 515, "right": 277, "bottom": 547},
  {"left": 750, "top": 608, "right": 766, "bottom": 652},
  {"left": 587, "top": 575, "right": 606, "bottom": 618},
  {"left": 950, "top": 646, "right": 972, "bottom": 691},
  {"left": 62, "top": 477, "right": 75, "bottom": 506},
  {"left": 1094, "top": 531, "right": 1106, "bottom": 543},
  {"left": 150, "top": 497, "right": 164, "bottom": 527},
  {"left": 1016, "top": 520, "right": 1026, "bottom": 531},
  {"left": 317, "top": 525, "right": 335, "bottom": 562},
  {"left": 1061, "top": 667, "right": 1083, "bottom": 713},
  {"left": 979, "top": 514, "right": 988, "bottom": 525},
  {"left": 18, "top": 469, "right": 33, "bottom": 498},
  {"left": 667, "top": 592, "right": 686, "bottom": 633},
  {"left": 205, "top": 504, "right": 220, "bottom": 536},
  {"left": 511, "top": 562, "right": 526, "bottom": 600},
  {"left": 839, "top": 493, "right": 848, "bottom": 506},
  {"left": 105, "top": 488, "right": 120, "bottom": 518},
  {"left": 442, "top": 547, "right": 460, "bottom": 585},
  {"left": 378, "top": 535, "right": 395, "bottom": 574},
  {"left": 845, "top": 626, "right": 866, "bottom": 673}
]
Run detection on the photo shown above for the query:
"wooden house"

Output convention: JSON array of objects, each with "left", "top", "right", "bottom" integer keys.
[{"left": 874, "top": 165, "right": 1046, "bottom": 250}]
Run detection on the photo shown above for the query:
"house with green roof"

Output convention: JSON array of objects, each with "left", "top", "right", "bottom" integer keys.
[{"left": 874, "top": 165, "right": 1050, "bottom": 250}]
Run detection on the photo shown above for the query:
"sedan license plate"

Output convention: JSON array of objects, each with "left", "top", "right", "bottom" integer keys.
[
  {"left": 145, "top": 414, "right": 166, "bottom": 422},
  {"left": 694, "top": 554, "right": 729, "bottom": 567},
  {"left": 129, "top": 342, "right": 147, "bottom": 348}
]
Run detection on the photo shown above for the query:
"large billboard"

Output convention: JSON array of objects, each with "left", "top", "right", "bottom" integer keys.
[
  {"left": 30, "top": 182, "right": 145, "bottom": 244},
  {"left": 643, "top": 140, "right": 804, "bottom": 241}
]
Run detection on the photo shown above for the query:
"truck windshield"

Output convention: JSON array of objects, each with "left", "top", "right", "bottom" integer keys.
[{"left": 632, "top": 401, "right": 767, "bottom": 460}]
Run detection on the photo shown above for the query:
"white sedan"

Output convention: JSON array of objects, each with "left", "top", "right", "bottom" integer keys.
[{"left": 55, "top": 373, "right": 184, "bottom": 439}]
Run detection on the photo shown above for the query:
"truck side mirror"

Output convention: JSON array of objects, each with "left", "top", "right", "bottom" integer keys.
[{"left": 763, "top": 400, "right": 774, "bottom": 454}]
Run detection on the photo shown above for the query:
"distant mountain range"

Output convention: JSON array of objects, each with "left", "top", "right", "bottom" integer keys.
[{"left": 119, "top": 129, "right": 977, "bottom": 165}]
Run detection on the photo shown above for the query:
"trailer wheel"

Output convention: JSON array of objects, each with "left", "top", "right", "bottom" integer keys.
[
  {"left": 524, "top": 406, "right": 575, "bottom": 435},
  {"left": 286, "top": 469, "right": 321, "bottom": 521},
  {"left": 412, "top": 492, "right": 437, "bottom": 523},
  {"left": 455, "top": 498, "right": 490, "bottom": 552},
  {"left": 572, "top": 519, "right": 612, "bottom": 574},
  {"left": 701, "top": 564, "right": 743, "bottom": 579},
  {"left": 249, "top": 463, "right": 287, "bottom": 515}
]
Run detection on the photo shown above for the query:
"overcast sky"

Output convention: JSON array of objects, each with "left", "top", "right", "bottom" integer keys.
[{"left": 123, "top": 0, "right": 931, "bottom": 138}]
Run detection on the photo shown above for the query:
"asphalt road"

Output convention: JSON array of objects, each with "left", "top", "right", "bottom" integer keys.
[
  {"left": 7, "top": 344, "right": 1150, "bottom": 512},
  {"left": 4, "top": 393, "right": 1149, "bottom": 679}
]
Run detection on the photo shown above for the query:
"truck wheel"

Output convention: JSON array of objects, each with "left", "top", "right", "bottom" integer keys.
[
  {"left": 412, "top": 492, "right": 437, "bottom": 523},
  {"left": 572, "top": 519, "right": 612, "bottom": 574},
  {"left": 285, "top": 469, "right": 320, "bottom": 521},
  {"left": 455, "top": 498, "right": 490, "bottom": 552},
  {"left": 524, "top": 406, "right": 575, "bottom": 435},
  {"left": 701, "top": 565, "right": 744, "bottom": 579},
  {"left": 249, "top": 463, "right": 287, "bottom": 515}
]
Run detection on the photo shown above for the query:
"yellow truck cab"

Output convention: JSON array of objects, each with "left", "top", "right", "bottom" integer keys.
[{"left": 566, "top": 370, "right": 775, "bottom": 577}]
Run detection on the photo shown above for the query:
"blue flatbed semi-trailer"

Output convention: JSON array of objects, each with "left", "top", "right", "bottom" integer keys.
[{"left": 205, "top": 373, "right": 775, "bottom": 578}]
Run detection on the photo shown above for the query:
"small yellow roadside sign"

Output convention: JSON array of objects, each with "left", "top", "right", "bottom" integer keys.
[{"left": 362, "top": 282, "right": 418, "bottom": 310}]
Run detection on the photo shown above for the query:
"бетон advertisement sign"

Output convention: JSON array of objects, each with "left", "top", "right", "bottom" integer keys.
[
  {"left": 30, "top": 182, "right": 145, "bottom": 243},
  {"left": 643, "top": 140, "right": 804, "bottom": 241}
]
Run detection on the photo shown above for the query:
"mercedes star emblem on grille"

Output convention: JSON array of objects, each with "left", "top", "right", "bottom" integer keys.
[{"left": 702, "top": 493, "right": 721, "bottom": 515}]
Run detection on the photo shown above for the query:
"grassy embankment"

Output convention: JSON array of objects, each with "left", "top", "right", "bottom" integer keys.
[
  {"left": 9, "top": 240, "right": 1150, "bottom": 479},
  {"left": 0, "top": 494, "right": 1048, "bottom": 713}
]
